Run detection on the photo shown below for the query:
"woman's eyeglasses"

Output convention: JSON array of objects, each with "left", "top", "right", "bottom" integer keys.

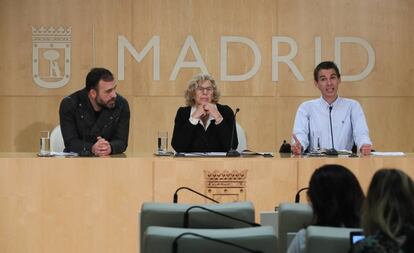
[{"left": 196, "top": 86, "right": 213, "bottom": 93}]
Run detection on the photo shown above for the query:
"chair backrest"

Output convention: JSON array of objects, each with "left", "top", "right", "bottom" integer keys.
[
  {"left": 140, "top": 201, "right": 256, "bottom": 253},
  {"left": 305, "top": 226, "right": 362, "bottom": 253},
  {"left": 143, "top": 226, "right": 277, "bottom": 253},
  {"left": 50, "top": 125, "right": 65, "bottom": 152},
  {"left": 260, "top": 211, "right": 278, "bottom": 234},
  {"left": 236, "top": 122, "right": 247, "bottom": 152},
  {"left": 278, "top": 202, "right": 313, "bottom": 253}
]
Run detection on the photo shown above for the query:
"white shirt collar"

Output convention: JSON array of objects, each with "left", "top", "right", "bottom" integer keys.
[
  {"left": 190, "top": 105, "right": 216, "bottom": 130},
  {"left": 319, "top": 96, "right": 341, "bottom": 109}
]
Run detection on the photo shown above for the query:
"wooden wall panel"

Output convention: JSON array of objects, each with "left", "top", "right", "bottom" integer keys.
[
  {"left": 297, "top": 156, "right": 414, "bottom": 195},
  {"left": 0, "top": 0, "right": 95, "bottom": 96},
  {"left": 277, "top": 0, "right": 414, "bottom": 97},
  {"left": 359, "top": 97, "right": 414, "bottom": 152},
  {"left": 1, "top": 0, "right": 414, "bottom": 153},
  {"left": 153, "top": 157, "right": 298, "bottom": 220},
  {"left": 297, "top": 158, "right": 376, "bottom": 193},
  {"left": 132, "top": 97, "right": 182, "bottom": 153},
  {"left": 3, "top": 155, "right": 412, "bottom": 253},
  {"left": 93, "top": 0, "right": 134, "bottom": 96},
  {"left": 131, "top": 0, "right": 277, "bottom": 96},
  {"left": 0, "top": 97, "right": 62, "bottom": 152},
  {"left": 222, "top": 97, "right": 277, "bottom": 152},
  {"left": 0, "top": 157, "right": 153, "bottom": 253}
]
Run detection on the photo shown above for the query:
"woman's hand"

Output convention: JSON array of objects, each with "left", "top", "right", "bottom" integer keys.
[
  {"left": 191, "top": 104, "right": 207, "bottom": 119},
  {"left": 203, "top": 103, "right": 223, "bottom": 123}
]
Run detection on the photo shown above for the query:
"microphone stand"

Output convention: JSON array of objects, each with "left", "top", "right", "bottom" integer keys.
[
  {"left": 325, "top": 106, "right": 338, "bottom": 156},
  {"left": 172, "top": 232, "right": 264, "bottom": 253},
  {"left": 226, "top": 108, "right": 240, "bottom": 157},
  {"left": 183, "top": 205, "right": 261, "bottom": 228},
  {"left": 294, "top": 187, "right": 309, "bottom": 203},
  {"left": 173, "top": 186, "right": 219, "bottom": 203}
]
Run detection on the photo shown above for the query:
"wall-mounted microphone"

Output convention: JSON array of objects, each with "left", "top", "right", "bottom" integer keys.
[
  {"left": 173, "top": 186, "right": 219, "bottom": 203},
  {"left": 172, "top": 232, "right": 264, "bottom": 253},
  {"left": 226, "top": 108, "right": 240, "bottom": 157},
  {"left": 295, "top": 187, "right": 309, "bottom": 203},
  {"left": 183, "top": 205, "right": 261, "bottom": 228},
  {"left": 326, "top": 106, "right": 338, "bottom": 156}
]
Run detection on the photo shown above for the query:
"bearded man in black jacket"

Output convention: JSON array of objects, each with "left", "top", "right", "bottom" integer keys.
[{"left": 59, "top": 68, "right": 130, "bottom": 156}]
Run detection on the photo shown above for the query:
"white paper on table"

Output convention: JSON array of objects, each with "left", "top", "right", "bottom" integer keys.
[
  {"left": 178, "top": 152, "right": 227, "bottom": 157},
  {"left": 371, "top": 152, "right": 405, "bottom": 156},
  {"left": 50, "top": 151, "right": 79, "bottom": 157}
]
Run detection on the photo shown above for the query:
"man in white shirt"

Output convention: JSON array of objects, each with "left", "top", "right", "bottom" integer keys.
[{"left": 291, "top": 61, "right": 372, "bottom": 155}]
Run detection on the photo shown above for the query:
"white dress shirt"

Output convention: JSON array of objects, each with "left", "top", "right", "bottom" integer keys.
[
  {"left": 287, "top": 229, "right": 306, "bottom": 253},
  {"left": 292, "top": 97, "right": 372, "bottom": 152}
]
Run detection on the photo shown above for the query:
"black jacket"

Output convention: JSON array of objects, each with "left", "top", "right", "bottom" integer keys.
[
  {"left": 171, "top": 104, "right": 238, "bottom": 152},
  {"left": 59, "top": 88, "right": 130, "bottom": 156}
]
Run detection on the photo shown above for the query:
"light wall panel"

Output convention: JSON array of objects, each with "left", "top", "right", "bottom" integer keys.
[{"left": 0, "top": 0, "right": 413, "bottom": 153}]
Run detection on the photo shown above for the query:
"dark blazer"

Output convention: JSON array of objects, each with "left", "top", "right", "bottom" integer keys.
[
  {"left": 59, "top": 88, "right": 130, "bottom": 156},
  {"left": 171, "top": 104, "right": 238, "bottom": 152}
]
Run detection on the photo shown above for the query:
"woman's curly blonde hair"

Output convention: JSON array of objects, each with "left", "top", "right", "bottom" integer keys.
[{"left": 184, "top": 74, "right": 220, "bottom": 106}]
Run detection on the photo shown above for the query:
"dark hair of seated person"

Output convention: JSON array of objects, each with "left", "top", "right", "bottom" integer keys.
[{"left": 308, "top": 164, "right": 364, "bottom": 228}]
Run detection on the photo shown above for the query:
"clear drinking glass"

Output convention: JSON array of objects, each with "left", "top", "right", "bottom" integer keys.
[
  {"left": 39, "top": 131, "right": 50, "bottom": 156},
  {"left": 157, "top": 131, "right": 168, "bottom": 153},
  {"left": 310, "top": 131, "right": 321, "bottom": 152}
]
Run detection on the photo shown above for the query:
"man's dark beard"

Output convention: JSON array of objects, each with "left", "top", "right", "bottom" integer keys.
[{"left": 96, "top": 97, "right": 116, "bottom": 109}]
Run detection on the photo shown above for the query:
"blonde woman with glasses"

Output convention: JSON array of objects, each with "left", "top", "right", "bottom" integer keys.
[{"left": 171, "top": 74, "right": 238, "bottom": 152}]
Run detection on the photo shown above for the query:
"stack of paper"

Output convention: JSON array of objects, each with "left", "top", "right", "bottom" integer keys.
[{"left": 371, "top": 152, "right": 405, "bottom": 156}]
